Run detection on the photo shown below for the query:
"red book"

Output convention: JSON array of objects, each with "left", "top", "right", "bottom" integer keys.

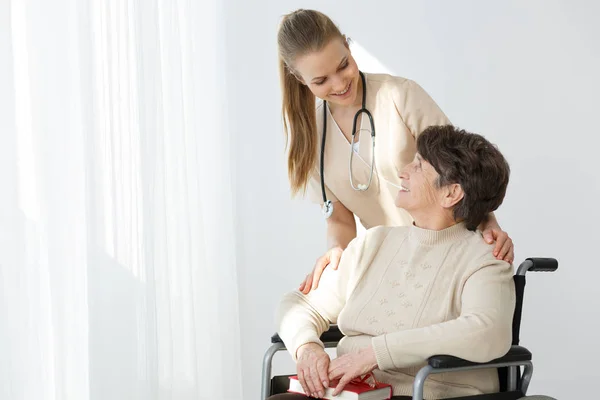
[{"left": 288, "top": 374, "right": 392, "bottom": 400}]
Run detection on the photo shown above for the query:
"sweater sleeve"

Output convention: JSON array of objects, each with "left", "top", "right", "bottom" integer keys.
[
  {"left": 371, "top": 259, "right": 515, "bottom": 370},
  {"left": 276, "top": 227, "right": 388, "bottom": 360},
  {"left": 393, "top": 79, "right": 451, "bottom": 139}
]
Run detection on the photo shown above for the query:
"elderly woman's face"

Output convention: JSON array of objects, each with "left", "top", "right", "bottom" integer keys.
[{"left": 395, "top": 154, "right": 442, "bottom": 212}]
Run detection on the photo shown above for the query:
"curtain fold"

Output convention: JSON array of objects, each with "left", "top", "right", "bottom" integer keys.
[{"left": 0, "top": 0, "right": 242, "bottom": 399}]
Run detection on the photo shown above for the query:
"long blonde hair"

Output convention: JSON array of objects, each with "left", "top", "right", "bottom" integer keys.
[{"left": 277, "top": 9, "right": 345, "bottom": 195}]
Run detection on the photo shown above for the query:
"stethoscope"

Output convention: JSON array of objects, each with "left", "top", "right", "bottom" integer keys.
[{"left": 321, "top": 71, "right": 375, "bottom": 219}]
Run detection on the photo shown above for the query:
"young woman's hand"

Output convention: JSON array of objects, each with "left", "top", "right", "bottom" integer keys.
[
  {"left": 481, "top": 218, "right": 514, "bottom": 263},
  {"left": 299, "top": 246, "right": 344, "bottom": 294}
]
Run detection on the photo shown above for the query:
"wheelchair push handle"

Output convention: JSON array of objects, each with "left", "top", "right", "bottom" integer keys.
[{"left": 516, "top": 258, "right": 558, "bottom": 275}]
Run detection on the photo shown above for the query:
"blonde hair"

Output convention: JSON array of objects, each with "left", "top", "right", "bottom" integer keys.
[{"left": 277, "top": 9, "right": 345, "bottom": 195}]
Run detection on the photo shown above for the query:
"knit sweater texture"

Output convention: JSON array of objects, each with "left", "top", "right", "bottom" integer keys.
[{"left": 276, "top": 222, "right": 516, "bottom": 399}]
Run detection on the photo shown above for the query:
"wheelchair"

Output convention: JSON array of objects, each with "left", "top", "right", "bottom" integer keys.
[{"left": 261, "top": 257, "right": 558, "bottom": 400}]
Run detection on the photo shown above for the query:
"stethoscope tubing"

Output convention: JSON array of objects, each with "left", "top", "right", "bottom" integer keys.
[{"left": 321, "top": 71, "right": 375, "bottom": 219}]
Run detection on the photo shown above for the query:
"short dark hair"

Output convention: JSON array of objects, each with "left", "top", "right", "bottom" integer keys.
[{"left": 416, "top": 125, "right": 510, "bottom": 231}]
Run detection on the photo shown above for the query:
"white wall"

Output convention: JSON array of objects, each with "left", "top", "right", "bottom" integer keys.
[{"left": 225, "top": 1, "right": 600, "bottom": 398}]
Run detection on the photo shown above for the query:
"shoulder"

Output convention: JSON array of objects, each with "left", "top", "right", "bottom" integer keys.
[
  {"left": 457, "top": 231, "right": 513, "bottom": 276},
  {"left": 457, "top": 230, "right": 496, "bottom": 259},
  {"left": 365, "top": 72, "right": 408, "bottom": 85},
  {"left": 365, "top": 72, "right": 421, "bottom": 95},
  {"left": 366, "top": 73, "right": 435, "bottom": 115}
]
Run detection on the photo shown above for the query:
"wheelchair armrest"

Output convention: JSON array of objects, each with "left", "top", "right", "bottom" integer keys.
[
  {"left": 516, "top": 258, "right": 558, "bottom": 275},
  {"left": 428, "top": 345, "right": 532, "bottom": 369},
  {"left": 270, "top": 325, "right": 344, "bottom": 344}
]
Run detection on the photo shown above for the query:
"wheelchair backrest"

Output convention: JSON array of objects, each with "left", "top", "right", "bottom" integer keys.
[{"left": 511, "top": 275, "right": 526, "bottom": 346}]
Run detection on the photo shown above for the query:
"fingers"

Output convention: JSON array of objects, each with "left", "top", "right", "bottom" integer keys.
[
  {"left": 328, "top": 367, "right": 343, "bottom": 382},
  {"left": 300, "top": 273, "right": 313, "bottom": 295},
  {"left": 311, "top": 263, "right": 326, "bottom": 291},
  {"left": 333, "top": 374, "right": 352, "bottom": 396},
  {"left": 310, "top": 256, "right": 329, "bottom": 291},
  {"left": 298, "top": 349, "right": 329, "bottom": 398},
  {"left": 485, "top": 229, "right": 514, "bottom": 263},
  {"left": 329, "top": 248, "right": 342, "bottom": 271},
  {"left": 309, "top": 363, "right": 325, "bottom": 398},
  {"left": 482, "top": 229, "right": 495, "bottom": 244},
  {"left": 505, "top": 249, "right": 514, "bottom": 264},
  {"left": 313, "top": 248, "right": 344, "bottom": 291},
  {"left": 298, "top": 369, "right": 311, "bottom": 397},
  {"left": 302, "top": 272, "right": 313, "bottom": 294},
  {"left": 499, "top": 238, "right": 513, "bottom": 263},
  {"left": 492, "top": 231, "right": 504, "bottom": 257},
  {"left": 317, "top": 355, "right": 330, "bottom": 391},
  {"left": 493, "top": 232, "right": 509, "bottom": 259},
  {"left": 327, "top": 358, "right": 343, "bottom": 381},
  {"left": 303, "top": 248, "right": 345, "bottom": 294},
  {"left": 303, "top": 367, "right": 318, "bottom": 397}
]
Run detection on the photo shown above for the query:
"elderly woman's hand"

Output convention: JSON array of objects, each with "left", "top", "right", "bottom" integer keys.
[
  {"left": 480, "top": 216, "right": 514, "bottom": 263},
  {"left": 328, "top": 347, "right": 378, "bottom": 396},
  {"left": 296, "top": 342, "right": 331, "bottom": 398}
]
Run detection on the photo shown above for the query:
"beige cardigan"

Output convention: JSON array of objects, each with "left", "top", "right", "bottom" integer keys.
[
  {"left": 276, "top": 223, "right": 516, "bottom": 399},
  {"left": 306, "top": 73, "right": 451, "bottom": 229}
]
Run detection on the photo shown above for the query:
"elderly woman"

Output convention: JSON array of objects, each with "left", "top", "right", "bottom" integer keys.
[{"left": 270, "top": 125, "right": 516, "bottom": 400}]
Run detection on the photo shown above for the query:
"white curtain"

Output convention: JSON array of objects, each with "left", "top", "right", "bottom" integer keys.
[{"left": 0, "top": 0, "right": 242, "bottom": 399}]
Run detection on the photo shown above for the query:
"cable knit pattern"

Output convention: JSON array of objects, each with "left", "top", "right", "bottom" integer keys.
[{"left": 275, "top": 223, "right": 515, "bottom": 399}]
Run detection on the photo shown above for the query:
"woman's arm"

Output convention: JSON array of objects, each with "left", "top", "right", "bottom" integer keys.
[
  {"left": 326, "top": 201, "right": 357, "bottom": 250},
  {"left": 277, "top": 230, "right": 371, "bottom": 360},
  {"left": 299, "top": 201, "right": 357, "bottom": 293},
  {"left": 371, "top": 259, "right": 515, "bottom": 370}
]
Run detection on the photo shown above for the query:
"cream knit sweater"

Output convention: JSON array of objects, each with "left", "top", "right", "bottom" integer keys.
[{"left": 276, "top": 223, "right": 516, "bottom": 399}]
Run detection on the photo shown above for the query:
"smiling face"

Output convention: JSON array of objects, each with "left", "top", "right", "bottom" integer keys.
[
  {"left": 291, "top": 38, "right": 361, "bottom": 107},
  {"left": 395, "top": 153, "right": 465, "bottom": 229},
  {"left": 395, "top": 154, "right": 441, "bottom": 212}
]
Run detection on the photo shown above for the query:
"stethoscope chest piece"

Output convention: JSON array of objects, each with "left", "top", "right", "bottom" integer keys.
[{"left": 322, "top": 200, "right": 333, "bottom": 218}]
